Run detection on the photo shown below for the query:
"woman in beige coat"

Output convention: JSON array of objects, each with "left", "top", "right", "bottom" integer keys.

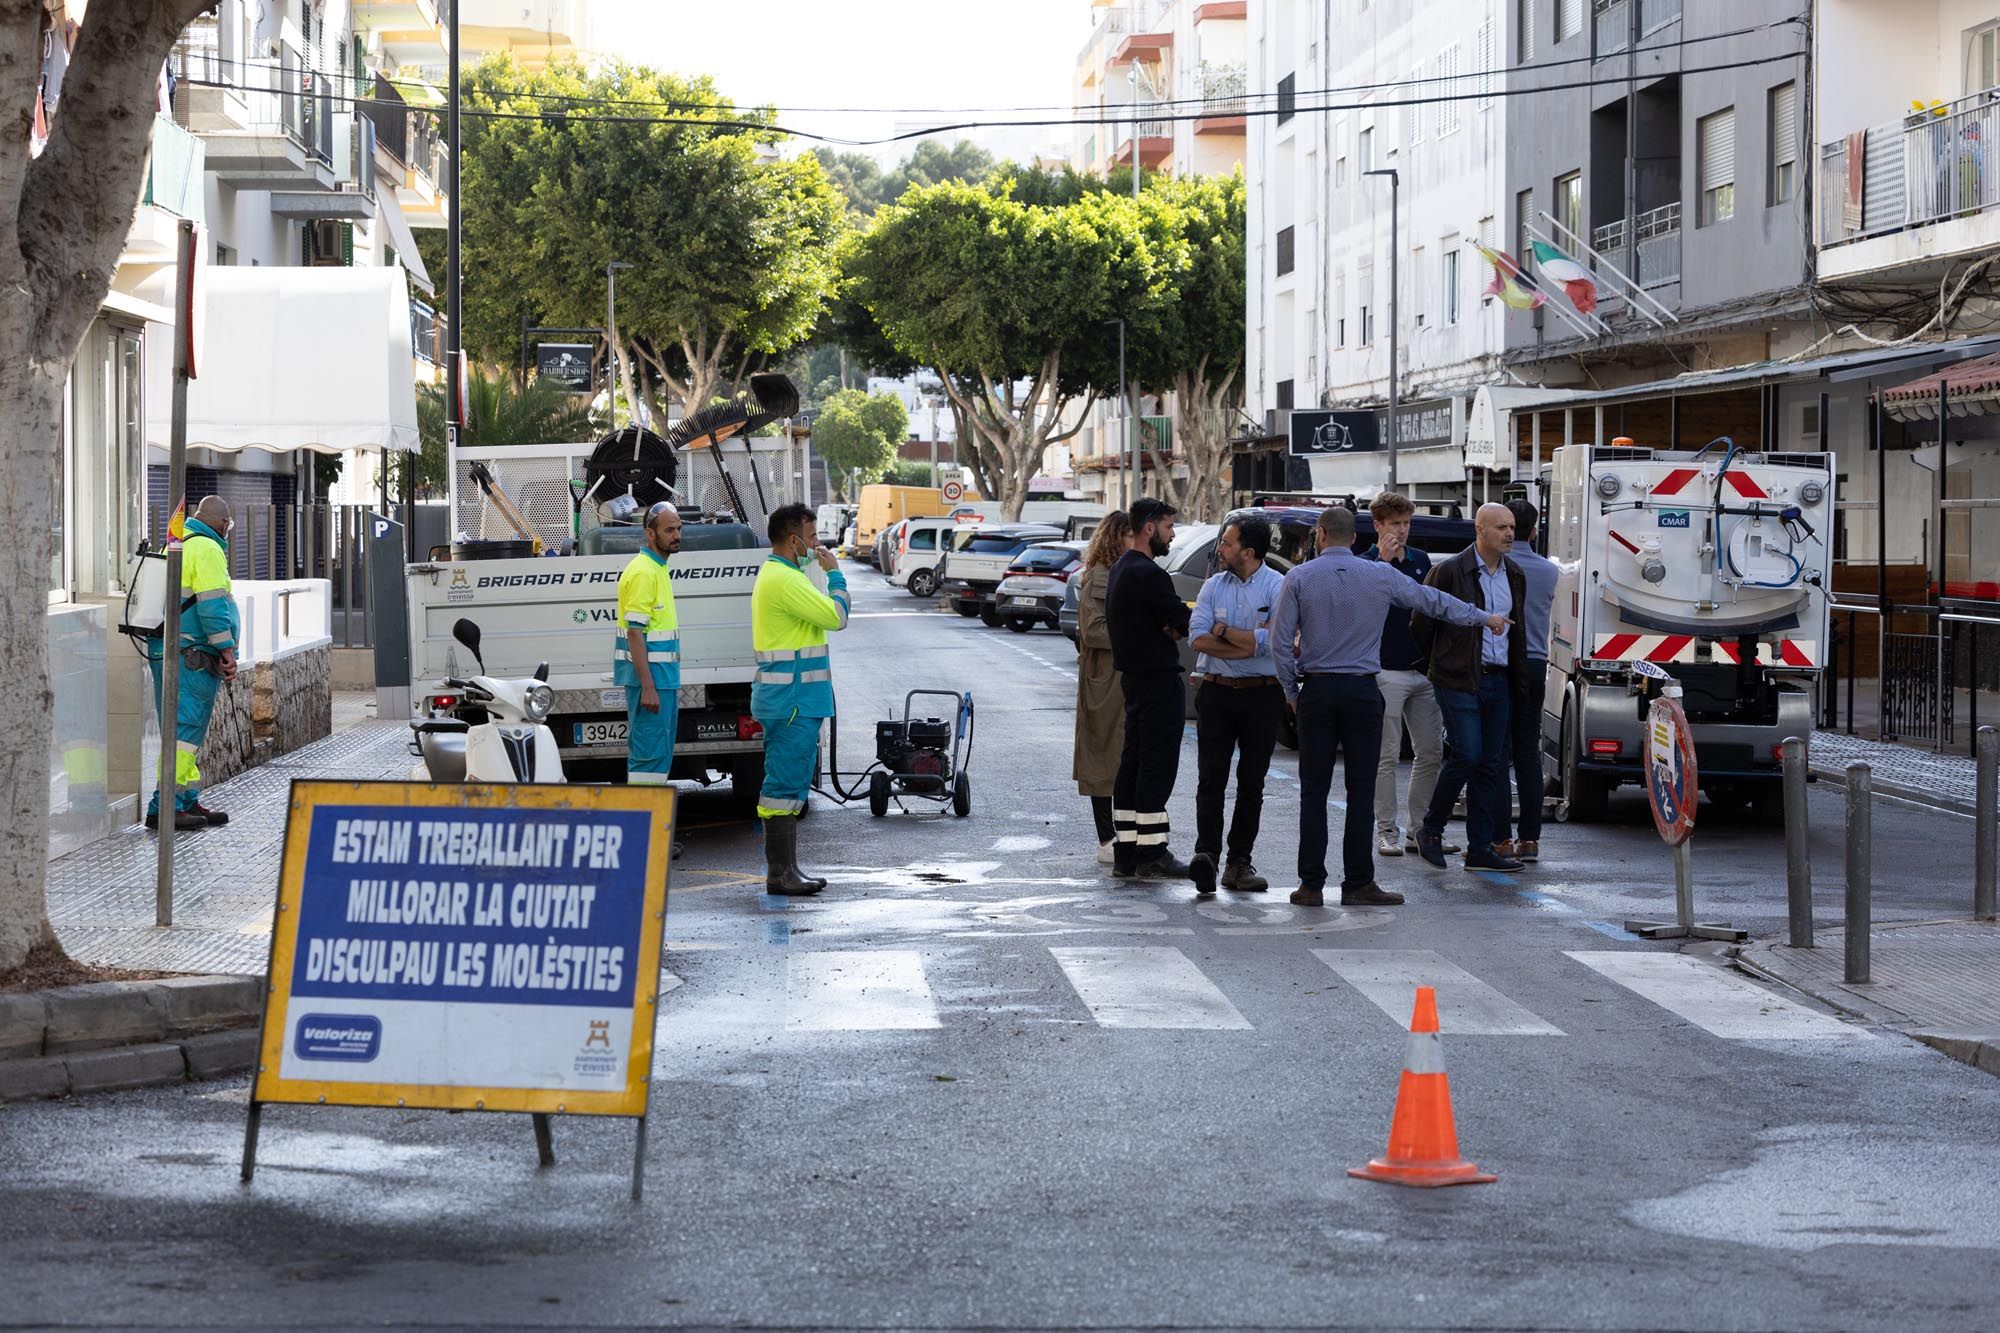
[{"left": 1073, "top": 512, "right": 1131, "bottom": 863}]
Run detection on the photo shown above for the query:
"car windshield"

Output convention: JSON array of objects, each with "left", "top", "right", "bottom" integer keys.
[
  {"left": 1013, "top": 546, "right": 1076, "bottom": 571},
  {"left": 965, "top": 535, "right": 1029, "bottom": 555}
]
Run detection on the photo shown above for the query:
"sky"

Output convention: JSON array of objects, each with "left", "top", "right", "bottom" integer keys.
[{"left": 594, "top": 0, "right": 1086, "bottom": 165}]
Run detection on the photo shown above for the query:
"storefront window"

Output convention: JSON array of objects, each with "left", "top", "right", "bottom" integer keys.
[{"left": 62, "top": 318, "right": 145, "bottom": 598}]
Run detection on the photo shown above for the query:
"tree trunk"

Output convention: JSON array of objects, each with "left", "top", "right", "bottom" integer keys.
[
  {"left": 1171, "top": 363, "right": 1241, "bottom": 524},
  {"left": 938, "top": 354, "right": 1088, "bottom": 522}
]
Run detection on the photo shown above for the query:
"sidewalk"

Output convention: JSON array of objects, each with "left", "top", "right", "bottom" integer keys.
[
  {"left": 46, "top": 718, "right": 412, "bottom": 978},
  {"left": 1741, "top": 919, "right": 2000, "bottom": 1075},
  {"left": 1809, "top": 729, "right": 1989, "bottom": 816}
]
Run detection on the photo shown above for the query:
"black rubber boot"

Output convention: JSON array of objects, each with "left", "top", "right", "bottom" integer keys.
[{"left": 762, "top": 816, "right": 823, "bottom": 897}]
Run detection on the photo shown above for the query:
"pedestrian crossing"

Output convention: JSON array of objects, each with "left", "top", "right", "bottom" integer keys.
[{"left": 688, "top": 942, "right": 1871, "bottom": 1041}]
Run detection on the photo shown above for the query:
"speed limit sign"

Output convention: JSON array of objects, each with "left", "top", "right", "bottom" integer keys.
[{"left": 942, "top": 481, "right": 964, "bottom": 502}]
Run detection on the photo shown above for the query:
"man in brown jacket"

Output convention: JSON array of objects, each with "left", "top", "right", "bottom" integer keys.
[{"left": 1411, "top": 503, "right": 1528, "bottom": 874}]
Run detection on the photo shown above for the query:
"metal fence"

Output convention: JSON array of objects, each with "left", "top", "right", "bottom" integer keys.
[
  {"left": 1821, "top": 596, "right": 2000, "bottom": 753},
  {"left": 1820, "top": 89, "right": 2000, "bottom": 245}
]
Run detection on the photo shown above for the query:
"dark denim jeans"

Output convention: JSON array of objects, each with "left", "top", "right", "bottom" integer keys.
[
  {"left": 1499, "top": 659, "right": 1549, "bottom": 844},
  {"left": 1423, "top": 670, "right": 1512, "bottom": 855},
  {"left": 1295, "top": 673, "right": 1385, "bottom": 892}
]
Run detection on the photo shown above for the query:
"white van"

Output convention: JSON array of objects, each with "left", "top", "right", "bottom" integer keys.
[{"left": 888, "top": 513, "right": 990, "bottom": 597}]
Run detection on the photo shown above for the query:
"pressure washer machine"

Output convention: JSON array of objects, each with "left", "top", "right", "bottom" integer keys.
[{"left": 863, "top": 690, "right": 974, "bottom": 817}]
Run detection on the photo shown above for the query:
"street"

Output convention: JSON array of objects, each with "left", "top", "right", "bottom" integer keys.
[{"left": 5, "top": 565, "right": 2000, "bottom": 1332}]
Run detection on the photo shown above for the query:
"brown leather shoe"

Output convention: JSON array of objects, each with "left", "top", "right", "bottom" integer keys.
[
  {"left": 1516, "top": 839, "right": 1540, "bottom": 862},
  {"left": 1341, "top": 882, "right": 1406, "bottom": 906},
  {"left": 1288, "top": 885, "right": 1325, "bottom": 907},
  {"left": 1491, "top": 839, "right": 1516, "bottom": 858}
]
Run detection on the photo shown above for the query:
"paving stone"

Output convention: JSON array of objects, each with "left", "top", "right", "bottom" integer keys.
[
  {"left": 0, "top": 1055, "right": 70, "bottom": 1103},
  {"left": 179, "top": 1028, "right": 261, "bottom": 1080},
  {"left": 62, "top": 1043, "right": 186, "bottom": 1095},
  {"left": 42, "top": 981, "right": 170, "bottom": 1054},
  {"left": 154, "top": 976, "right": 264, "bottom": 1035},
  {"left": 0, "top": 993, "right": 49, "bottom": 1060},
  {"left": 1810, "top": 730, "right": 1989, "bottom": 815}
]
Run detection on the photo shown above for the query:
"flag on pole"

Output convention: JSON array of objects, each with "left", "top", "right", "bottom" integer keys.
[
  {"left": 1529, "top": 239, "right": 1600, "bottom": 315},
  {"left": 166, "top": 499, "right": 186, "bottom": 542},
  {"left": 1475, "top": 244, "right": 1544, "bottom": 310}
]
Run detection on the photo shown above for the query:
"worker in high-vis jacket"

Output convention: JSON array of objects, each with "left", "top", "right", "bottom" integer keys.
[
  {"left": 615, "top": 502, "right": 683, "bottom": 790},
  {"left": 147, "top": 495, "right": 240, "bottom": 833},
  {"left": 750, "top": 502, "right": 850, "bottom": 896}
]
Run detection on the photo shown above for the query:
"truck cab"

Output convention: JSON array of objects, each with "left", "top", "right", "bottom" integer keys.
[{"left": 1542, "top": 440, "right": 1833, "bottom": 820}]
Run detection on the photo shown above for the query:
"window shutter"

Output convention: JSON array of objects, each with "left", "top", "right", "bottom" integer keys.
[
  {"left": 340, "top": 220, "right": 354, "bottom": 266},
  {"left": 1440, "top": 46, "right": 1461, "bottom": 133},
  {"left": 1519, "top": 0, "right": 1536, "bottom": 62},
  {"left": 1558, "top": 0, "right": 1582, "bottom": 40},
  {"left": 1771, "top": 82, "right": 1797, "bottom": 166},
  {"left": 1700, "top": 108, "right": 1736, "bottom": 192}
]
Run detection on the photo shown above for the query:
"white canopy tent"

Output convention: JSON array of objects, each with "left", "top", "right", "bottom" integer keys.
[{"left": 145, "top": 265, "right": 420, "bottom": 456}]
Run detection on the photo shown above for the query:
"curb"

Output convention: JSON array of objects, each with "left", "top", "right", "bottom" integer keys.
[
  {"left": 0, "top": 975, "right": 264, "bottom": 1104},
  {"left": 1736, "top": 940, "right": 2000, "bottom": 1079},
  {"left": 0, "top": 1029, "right": 261, "bottom": 1103}
]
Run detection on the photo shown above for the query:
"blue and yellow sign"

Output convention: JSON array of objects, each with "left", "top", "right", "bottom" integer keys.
[{"left": 251, "top": 780, "right": 674, "bottom": 1118}]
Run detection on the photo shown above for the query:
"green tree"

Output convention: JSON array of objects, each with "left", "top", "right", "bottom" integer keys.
[
  {"left": 458, "top": 59, "right": 845, "bottom": 424},
  {"left": 403, "top": 367, "right": 599, "bottom": 499},
  {"left": 811, "top": 389, "right": 909, "bottom": 497},
  {"left": 844, "top": 180, "right": 1165, "bottom": 519},
  {"left": 808, "top": 148, "right": 887, "bottom": 216}
]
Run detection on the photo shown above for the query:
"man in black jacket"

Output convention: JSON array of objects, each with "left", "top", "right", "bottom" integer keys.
[
  {"left": 1105, "top": 497, "right": 1215, "bottom": 891},
  {"left": 1411, "top": 503, "right": 1528, "bottom": 874}
]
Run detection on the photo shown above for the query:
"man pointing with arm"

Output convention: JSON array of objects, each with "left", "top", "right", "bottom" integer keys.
[
  {"left": 750, "top": 504, "right": 851, "bottom": 896},
  {"left": 1272, "top": 505, "right": 1504, "bottom": 908}
]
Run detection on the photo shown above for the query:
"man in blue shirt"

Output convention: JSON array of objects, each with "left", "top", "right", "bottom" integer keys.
[
  {"left": 1272, "top": 506, "right": 1501, "bottom": 907},
  {"left": 1189, "top": 517, "right": 1287, "bottom": 893},
  {"left": 1497, "top": 499, "right": 1560, "bottom": 863}
]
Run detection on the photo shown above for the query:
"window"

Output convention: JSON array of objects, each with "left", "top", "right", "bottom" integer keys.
[
  {"left": 1971, "top": 20, "right": 2000, "bottom": 95},
  {"left": 1555, "top": 170, "right": 1583, "bottom": 244},
  {"left": 1698, "top": 106, "right": 1737, "bottom": 225},
  {"left": 1277, "top": 72, "right": 1296, "bottom": 124},
  {"left": 1768, "top": 81, "right": 1798, "bottom": 205},
  {"left": 1358, "top": 126, "right": 1374, "bottom": 173},
  {"left": 1515, "top": 188, "right": 1536, "bottom": 274},
  {"left": 1437, "top": 45, "right": 1462, "bottom": 135},
  {"left": 1411, "top": 246, "right": 1428, "bottom": 327},
  {"left": 1443, "top": 245, "right": 1461, "bottom": 325},
  {"left": 1557, "top": 0, "right": 1582, "bottom": 42},
  {"left": 1276, "top": 379, "right": 1295, "bottom": 410},
  {"left": 908, "top": 529, "right": 937, "bottom": 552},
  {"left": 1276, "top": 225, "right": 1296, "bottom": 277},
  {"left": 214, "top": 242, "right": 235, "bottom": 266},
  {"left": 1360, "top": 302, "right": 1374, "bottom": 346},
  {"left": 1013, "top": 546, "right": 1075, "bottom": 572},
  {"left": 1335, "top": 154, "right": 1348, "bottom": 186},
  {"left": 1404, "top": 72, "right": 1422, "bottom": 146},
  {"left": 1518, "top": 0, "right": 1537, "bottom": 62},
  {"left": 1477, "top": 21, "right": 1496, "bottom": 110}
]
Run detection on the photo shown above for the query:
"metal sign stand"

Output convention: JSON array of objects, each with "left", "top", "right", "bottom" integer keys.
[{"left": 1625, "top": 670, "right": 1747, "bottom": 942}]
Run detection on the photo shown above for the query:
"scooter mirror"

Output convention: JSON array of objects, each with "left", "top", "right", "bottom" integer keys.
[
  {"left": 452, "top": 618, "right": 484, "bottom": 670},
  {"left": 534, "top": 661, "right": 550, "bottom": 682}
]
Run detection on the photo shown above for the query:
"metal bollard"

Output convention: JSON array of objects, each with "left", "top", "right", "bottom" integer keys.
[
  {"left": 1845, "top": 762, "right": 1871, "bottom": 985},
  {"left": 1782, "top": 737, "right": 1812, "bottom": 947},
  {"left": 1977, "top": 726, "right": 1997, "bottom": 922}
]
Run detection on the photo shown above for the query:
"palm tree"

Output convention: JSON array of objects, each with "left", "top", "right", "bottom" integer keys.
[{"left": 400, "top": 368, "right": 600, "bottom": 498}]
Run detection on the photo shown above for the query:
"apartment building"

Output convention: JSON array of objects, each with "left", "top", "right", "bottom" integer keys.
[{"left": 1070, "top": 0, "right": 1247, "bottom": 506}]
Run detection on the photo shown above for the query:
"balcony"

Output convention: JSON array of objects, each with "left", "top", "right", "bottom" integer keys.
[
  {"left": 1193, "top": 1, "right": 1247, "bottom": 21},
  {"left": 1110, "top": 114, "right": 1173, "bottom": 169},
  {"left": 1593, "top": 0, "right": 1679, "bottom": 57},
  {"left": 1589, "top": 200, "right": 1683, "bottom": 288},
  {"left": 1111, "top": 31, "right": 1173, "bottom": 67},
  {"left": 174, "top": 22, "right": 339, "bottom": 190},
  {"left": 141, "top": 115, "right": 205, "bottom": 222},
  {"left": 1196, "top": 61, "right": 1247, "bottom": 135},
  {"left": 272, "top": 117, "right": 377, "bottom": 221},
  {"left": 351, "top": 0, "right": 450, "bottom": 66},
  {"left": 1819, "top": 87, "right": 2000, "bottom": 281}
]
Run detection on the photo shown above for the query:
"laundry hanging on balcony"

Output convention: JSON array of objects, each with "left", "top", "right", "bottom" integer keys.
[{"left": 1529, "top": 240, "right": 1600, "bottom": 315}]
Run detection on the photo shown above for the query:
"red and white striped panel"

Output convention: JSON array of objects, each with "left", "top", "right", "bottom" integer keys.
[
  {"left": 1590, "top": 633, "right": 1817, "bottom": 667},
  {"left": 1649, "top": 468, "right": 1770, "bottom": 500}
]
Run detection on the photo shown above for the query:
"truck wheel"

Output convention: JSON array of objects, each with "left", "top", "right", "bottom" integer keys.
[
  {"left": 1750, "top": 782, "right": 1786, "bottom": 828},
  {"left": 954, "top": 603, "right": 980, "bottom": 618},
  {"left": 979, "top": 608, "right": 1002, "bottom": 628},
  {"left": 908, "top": 568, "right": 938, "bottom": 598},
  {"left": 868, "top": 770, "right": 890, "bottom": 817},
  {"left": 729, "top": 753, "right": 766, "bottom": 821},
  {"left": 952, "top": 772, "right": 971, "bottom": 817},
  {"left": 1558, "top": 703, "right": 1609, "bottom": 823}
]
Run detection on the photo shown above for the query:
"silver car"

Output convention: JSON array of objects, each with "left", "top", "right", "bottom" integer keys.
[{"left": 993, "top": 541, "right": 1086, "bottom": 633}]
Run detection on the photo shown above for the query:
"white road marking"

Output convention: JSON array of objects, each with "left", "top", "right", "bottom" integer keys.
[
  {"left": 1313, "top": 949, "right": 1564, "bottom": 1035},
  {"left": 1050, "top": 946, "right": 1252, "bottom": 1029},
  {"left": 1565, "top": 950, "right": 1868, "bottom": 1040},
  {"left": 991, "top": 835, "right": 1052, "bottom": 852},
  {"left": 786, "top": 951, "right": 941, "bottom": 1030}
]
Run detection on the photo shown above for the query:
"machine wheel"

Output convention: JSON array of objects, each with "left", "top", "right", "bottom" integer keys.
[
  {"left": 979, "top": 607, "right": 1002, "bottom": 628},
  {"left": 1278, "top": 706, "right": 1299, "bottom": 752},
  {"left": 729, "top": 752, "right": 766, "bottom": 821},
  {"left": 951, "top": 772, "right": 971, "bottom": 817},
  {"left": 868, "top": 771, "right": 890, "bottom": 817},
  {"left": 908, "top": 568, "right": 938, "bottom": 598},
  {"left": 1006, "top": 618, "right": 1031, "bottom": 633},
  {"left": 1557, "top": 703, "right": 1609, "bottom": 823}
]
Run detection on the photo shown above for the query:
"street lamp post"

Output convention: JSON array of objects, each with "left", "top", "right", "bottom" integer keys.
[
  {"left": 1102, "top": 318, "right": 1130, "bottom": 505},
  {"left": 1364, "top": 167, "right": 1400, "bottom": 492},
  {"left": 606, "top": 260, "right": 633, "bottom": 428}
]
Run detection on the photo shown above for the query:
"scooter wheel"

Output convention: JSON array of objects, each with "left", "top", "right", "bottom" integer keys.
[
  {"left": 951, "top": 772, "right": 971, "bottom": 818},
  {"left": 868, "top": 771, "right": 890, "bottom": 818}
]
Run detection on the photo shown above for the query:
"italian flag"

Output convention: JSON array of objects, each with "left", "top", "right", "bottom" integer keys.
[{"left": 1530, "top": 239, "right": 1599, "bottom": 315}]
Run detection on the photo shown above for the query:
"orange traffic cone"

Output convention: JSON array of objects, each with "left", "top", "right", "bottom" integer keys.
[{"left": 1348, "top": 985, "right": 1497, "bottom": 1188}]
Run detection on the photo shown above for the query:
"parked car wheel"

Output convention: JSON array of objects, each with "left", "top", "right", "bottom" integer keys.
[
  {"left": 1005, "top": 617, "right": 1031, "bottom": 633},
  {"left": 908, "top": 568, "right": 938, "bottom": 598},
  {"left": 954, "top": 603, "right": 981, "bottom": 618}
]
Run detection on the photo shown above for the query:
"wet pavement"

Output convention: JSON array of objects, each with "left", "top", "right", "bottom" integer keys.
[{"left": 7, "top": 565, "right": 2000, "bottom": 1330}]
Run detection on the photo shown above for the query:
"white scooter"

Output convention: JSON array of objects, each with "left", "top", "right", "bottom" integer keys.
[{"left": 408, "top": 618, "right": 567, "bottom": 784}]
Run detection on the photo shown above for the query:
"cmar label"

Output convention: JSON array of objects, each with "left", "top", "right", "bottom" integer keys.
[{"left": 1657, "top": 510, "right": 1691, "bottom": 528}]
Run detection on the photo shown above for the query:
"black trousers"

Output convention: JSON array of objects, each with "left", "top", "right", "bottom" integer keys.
[
  {"left": 1194, "top": 679, "right": 1283, "bottom": 864},
  {"left": 1113, "top": 670, "right": 1185, "bottom": 866},
  {"left": 1295, "top": 673, "right": 1385, "bottom": 892}
]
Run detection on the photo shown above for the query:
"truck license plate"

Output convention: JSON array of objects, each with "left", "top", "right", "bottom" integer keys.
[{"left": 573, "top": 721, "right": 628, "bottom": 746}]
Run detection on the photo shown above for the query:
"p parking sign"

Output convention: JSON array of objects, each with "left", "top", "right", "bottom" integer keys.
[{"left": 243, "top": 780, "right": 674, "bottom": 1197}]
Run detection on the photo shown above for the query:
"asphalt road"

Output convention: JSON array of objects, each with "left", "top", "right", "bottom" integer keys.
[{"left": 4, "top": 562, "right": 1999, "bottom": 1331}]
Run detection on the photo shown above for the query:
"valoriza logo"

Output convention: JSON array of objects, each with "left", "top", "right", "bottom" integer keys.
[{"left": 294, "top": 1013, "right": 382, "bottom": 1062}]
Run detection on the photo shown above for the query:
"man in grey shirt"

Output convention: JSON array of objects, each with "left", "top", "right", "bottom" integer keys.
[
  {"left": 1271, "top": 506, "right": 1502, "bottom": 908},
  {"left": 1497, "top": 499, "right": 1560, "bottom": 862}
]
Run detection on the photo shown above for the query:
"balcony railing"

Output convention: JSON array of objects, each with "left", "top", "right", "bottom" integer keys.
[
  {"left": 1199, "top": 61, "right": 1247, "bottom": 116},
  {"left": 1821, "top": 87, "right": 2000, "bottom": 246},
  {"left": 175, "top": 21, "right": 335, "bottom": 166},
  {"left": 411, "top": 298, "right": 440, "bottom": 365},
  {"left": 1596, "top": 0, "right": 1679, "bottom": 57},
  {"left": 1589, "top": 200, "right": 1682, "bottom": 288}
]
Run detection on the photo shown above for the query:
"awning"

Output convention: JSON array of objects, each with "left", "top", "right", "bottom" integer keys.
[
  {"left": 1464, "top": 385, "right": 1588, "bottom": 469},
  {"left": 377, "top": 190, "right": 434, "bottom": 295},
  {"left": 146, "top": 266, "right": 419, "bottom": 455},
  {"left": 1878, "top": 351, "right": 2000, "bottom": 421}
]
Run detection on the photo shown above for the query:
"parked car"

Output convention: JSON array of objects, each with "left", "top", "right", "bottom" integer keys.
[
  {"left": 1059, "top": 576, "right": 1082, "bottom": 647},
  {"left": 889, "top": 516, "right": 983, "bottom": 598},
  {"left": 875, "top": 518, "right": 909, "bottom": 576},
  {"left": 994, "top": 541, "right": 1087, "bottom": 632},
  {"left": 940, "top": 524, "right": 1064, "bottom": 624}
]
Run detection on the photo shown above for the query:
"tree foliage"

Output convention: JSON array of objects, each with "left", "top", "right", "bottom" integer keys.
[
  {"left": 458, "top": 59, "right": 845, "bottom": 418},
  {"left": 404, "top": 368, "right": 599, "bottom": 498},
  {"left": 809, "top": 140, "right": 996, "bottom": 216},
  {"left": 810, "top": 389, "right": 909, "bottom": 496}
]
